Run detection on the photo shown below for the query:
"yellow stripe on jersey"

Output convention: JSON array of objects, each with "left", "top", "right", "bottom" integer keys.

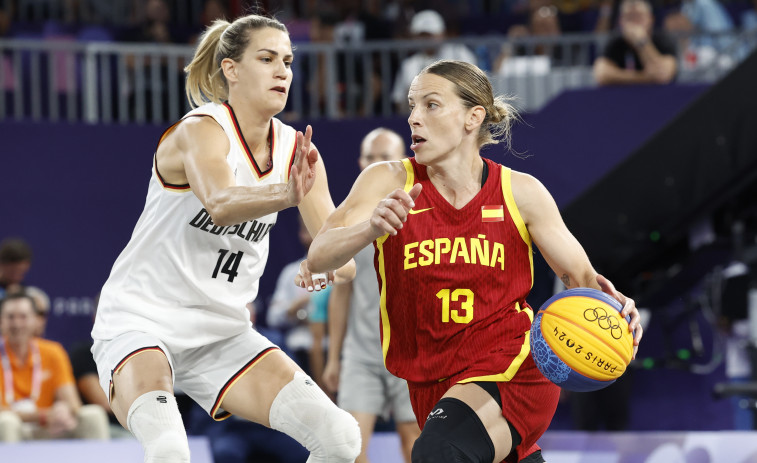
[
  {"left": 376, "top": 233, "right": 392, "bottom": 367},
  {"left": 458, "top": 302, "right": 534, "bottom": 383},
  {"left": 501, "top": 167, "right": 534, "bottom": 288},
  {"left": 401, "top": 158, "right": 415, "bottom": 192}
]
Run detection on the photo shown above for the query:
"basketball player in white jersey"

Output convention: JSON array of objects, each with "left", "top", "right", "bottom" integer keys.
[
  {"left": 91, "top": 14, "right": 360, "bottom": 463},
  {"left": 322, "top": 128, "right": 421, "bottom": 463}
]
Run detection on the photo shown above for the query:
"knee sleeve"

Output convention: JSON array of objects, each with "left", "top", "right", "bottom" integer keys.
[
  {"left": 269, "top": 371, "right": 361, "bottom": 463},
  {"left": 411, "top": 398, "right": 494, "bottom": 463},
  {"left": 127, "top": 391, "right": 190, "bottom": 463},
  {"left": 0, "top": 411, "right": 23, "bottom": 442}
]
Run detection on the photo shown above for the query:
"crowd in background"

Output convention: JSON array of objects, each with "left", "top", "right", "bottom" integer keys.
[
  {"left": 1, "top": 0, "right": 756, "bottom": 122},
  {"left": 0, "top": 0, "right": 755, "bottom": 42}
]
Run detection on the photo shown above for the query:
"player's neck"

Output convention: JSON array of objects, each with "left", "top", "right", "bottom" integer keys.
[
  {"left": 226, "top": 99, "right": 272, "bottom": 155},
  {"left": 426, "top": 151, "right": 484, "bottom": 208}
]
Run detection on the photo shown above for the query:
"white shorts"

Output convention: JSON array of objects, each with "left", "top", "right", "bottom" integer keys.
[
  {"left": 92, "top": 329, "right": 278, "bottom": 420},
  {"left": 338, "top": 358, "right": 416, "bottom": 423}
]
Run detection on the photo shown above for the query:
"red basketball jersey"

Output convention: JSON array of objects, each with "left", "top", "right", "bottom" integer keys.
[{"left": 374, "top": 157, "right": 536, "bottom": 384}]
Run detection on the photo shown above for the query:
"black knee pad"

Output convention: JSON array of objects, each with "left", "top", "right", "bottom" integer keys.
[{"left": 411, "top": 398, "right": 495, "bottom": 463}]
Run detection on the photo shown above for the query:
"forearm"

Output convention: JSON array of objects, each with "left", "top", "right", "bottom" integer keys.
[
  {"left": 635, "top": 40, "right": 665, "bottom": 68},
  {"left": 206, "top": 184, "right": 293, "bottom": 226},
  {"left": 327, "top": 283, "right": 351, "bottom": 363},
  {"left": 308, "top": 221, "right": 377, "bottom": 273},
  {"left": 596, "top": 64, "right": 653, "bottom": 85}
]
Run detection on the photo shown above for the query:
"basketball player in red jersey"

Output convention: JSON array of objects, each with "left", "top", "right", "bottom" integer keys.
[{"left": 308, "top": 60, "right": 643, "bottom": 463}]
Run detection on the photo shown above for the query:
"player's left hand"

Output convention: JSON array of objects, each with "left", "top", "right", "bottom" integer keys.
[
  {"left": 597, "top": 274, "right": 643, "bottom": 359},
  {"left": 287, "top": 125, "right": 318, "bottom": 207},
  {"left": 295, "top": 259, "right": 334, "bottom": 292}
]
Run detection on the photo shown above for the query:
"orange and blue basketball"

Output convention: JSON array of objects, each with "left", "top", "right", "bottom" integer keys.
[{"left": 530, "top": 288, "right": 634, "bottom": 392}]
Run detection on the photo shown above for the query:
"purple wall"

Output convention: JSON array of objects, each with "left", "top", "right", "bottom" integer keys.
[{"left": 3, "top": 84, "right": 725, "bottom": 430}]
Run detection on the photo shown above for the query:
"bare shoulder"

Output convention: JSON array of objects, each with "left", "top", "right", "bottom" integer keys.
[
  {"left": 156, "top": 116, "right": 229, "bottom": 184},
  {"left": 170, "top": 116, "right": 227, "bottom": 152},
  {"left": 356, "top": 159, "right": 408, "bottom": 196},
  {"left": 510, "top": 169, "right": 546, "bottom": 200},
  {"left": 510, "top": 170, "right": 554, "bottom": 223}
]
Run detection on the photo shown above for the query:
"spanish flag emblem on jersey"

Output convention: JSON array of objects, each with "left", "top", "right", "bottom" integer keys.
[{"left": 482, "top": 205, "right": 504, "bottom": 222}]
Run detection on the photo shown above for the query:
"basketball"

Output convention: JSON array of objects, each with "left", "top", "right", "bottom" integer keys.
[{"left": 530, "top": 288, "right": 634, "bottom": 392}]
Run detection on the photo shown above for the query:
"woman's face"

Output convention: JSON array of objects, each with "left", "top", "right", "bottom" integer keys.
[
  {"left": 407, "top": 72, "right": 469, "bottom": 165},
  {"left": 228, "top": 27, "right": 293, "bottom": 114}
]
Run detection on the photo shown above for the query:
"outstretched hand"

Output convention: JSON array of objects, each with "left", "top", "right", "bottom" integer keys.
[
  {"left": 287, "top": 125, "right": 318, "bottom": 207},
  {"left": 369, "top": 183, "right": 422, "bottom": 238},
  {"left": 597, "top": 274, "right": 643, "bottom": 359},
  {"left": 295, "top": 259, "right": 334, "bottom": 292}
]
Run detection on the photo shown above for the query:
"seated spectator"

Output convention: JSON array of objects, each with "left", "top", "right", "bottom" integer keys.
[
  {"left": 67, "top": 299, "right": 132, "bottom": 439},
  {"left": 24, "top": 286, "right": 50, "bottom": 338},
  {"left": 0, "top": 238, "right": 33, "bottom": 299},
  {"left": 308, "top": 284, "right": 331, "bottom": 393},
  {"left": 681, "top": 0, "right": 734, "bottom": 36},
  {"left": 390, "top": 10, "right": 476, "bottom": 112},
  {"left": 494, "top": 6, "right": 562, "bottom": 77},
  {"left": 593, "top": 0, "right": 677, "bottom": 86},
  {"left": 0, "top": 293, "right": 109, "bottom": 442},
  {"left": 743, "top": 0, "right": 757, "bottom": 30},
  {"left": 266, "top": 217, "right": 318, "bottom": 373}
]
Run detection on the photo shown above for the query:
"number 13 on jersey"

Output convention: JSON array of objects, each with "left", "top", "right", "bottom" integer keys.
[{"left": 436, "top": 288, "right": 474, "bottom": 324}]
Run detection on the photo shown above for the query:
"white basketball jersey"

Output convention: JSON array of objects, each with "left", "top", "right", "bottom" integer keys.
[{"left": 92, "top": 102, "right": 297, "bottom": 350}]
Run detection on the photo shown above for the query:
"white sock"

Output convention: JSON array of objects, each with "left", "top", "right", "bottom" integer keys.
[{"left": 127, "top": 391, "right": 190, "bottom": 463}]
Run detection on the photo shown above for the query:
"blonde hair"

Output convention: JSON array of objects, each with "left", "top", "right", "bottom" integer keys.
[
  {"left": 421, "top": 60, "right": 518, "bottom": 150},
  {"left": 185, "top": 15, "right": 288, "bottom": 108}
]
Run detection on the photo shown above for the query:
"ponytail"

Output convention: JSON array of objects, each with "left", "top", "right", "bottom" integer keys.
[{"left": 185, "top": 19, "right": 231, "bottom": 108}]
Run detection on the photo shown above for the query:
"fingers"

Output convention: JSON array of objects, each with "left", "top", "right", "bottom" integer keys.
[
  {"left": 408, "top": 183, "right": 423, "bottom": 201},
  {"left": 292, "top": 126, "right": 312, "bottom": 171},
  {"left": 597, "top": 274, "right": 643, "bottom": 357},
  {"left": 327, "top": 270, "right": 335, "bottom": 286},
  {"left": 297, "top": 260, "right": 333, "bottom": 292},
  {"left": 370, "top": 187, "right": 424, "bottom": 236}
]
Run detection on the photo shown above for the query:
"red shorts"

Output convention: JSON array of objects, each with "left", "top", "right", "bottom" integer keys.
[{"left": 407, "top": 355, "right": 559, "bottom": 463}]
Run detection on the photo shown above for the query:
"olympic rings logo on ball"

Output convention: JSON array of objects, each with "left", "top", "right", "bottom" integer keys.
[{"left": 583, "top": 307, "right": 623, "bottom": 340}]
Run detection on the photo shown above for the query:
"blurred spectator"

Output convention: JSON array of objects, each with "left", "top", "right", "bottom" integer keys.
[
  {"left": 494, "top": 5, "right": 562, "bottom": 77},
  {"left": 743, "top": 0, "right": 757, "bottom": 30},
  {"left": 120, "top": 0, "right": 184, "bottom": 122},
  {"left": 322, "top": 128, "right": 420, "bottom": 463},
  {"left": 594, "top": 0, "right": 617, "bottom": 33},
  {"left": 0, "top": 238, "right": 33, "bottom": 299},
  {"left": 24, "top": 286, "right": 50, "bottom": 338},
  {"left": 201, "top": 0, "right": 227, "bottom": 26},
  {"left": 664, "top": 9, "right": 736, "bottom": 73},
  {"left": 67, "top": 297, "right": 132, "bottom": 439},
  {"left": 593, "top": 0, "right": 677, "bottom": 86},
  {"left": 266, "top": 216, "right": 317, "bottom": 373},
  {"left": 308, "top": 284, "right": 331, "bottom": 394},
  {"left": 390, "top": 9, "right": 477, "bottom": 112},
  {"left": 679, "top": 0, "right": 736, "bottom": 57},
  {"left": 0, "top": 1, "right": 12, "bottom": 37},
  {"left": 0, "top": 293, "right": 109, "bottom": 442},
  {"left": 680, "top": 0, "right": 734, "bottom": 37}
]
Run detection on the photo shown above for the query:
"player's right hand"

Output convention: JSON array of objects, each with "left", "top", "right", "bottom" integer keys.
[
  {"left": 295, "top": 259, "right": 333, "bottom": 292},
  {"left": 369, "top": 183, "right": 422, "bottom": 237}
]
